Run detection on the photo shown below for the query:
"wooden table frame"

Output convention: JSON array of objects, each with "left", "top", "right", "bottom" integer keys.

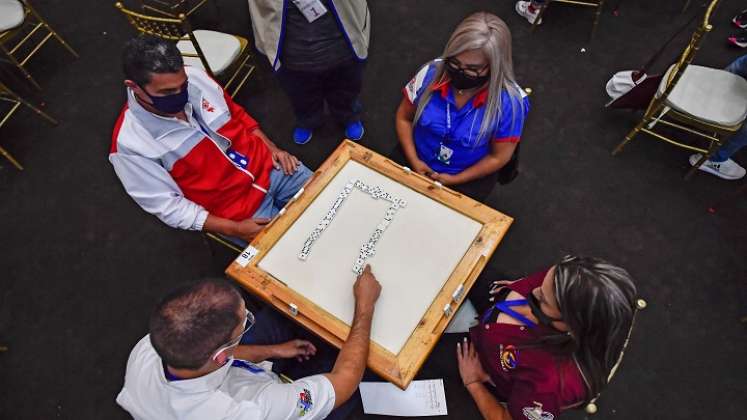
[{"left": 226, "top": 140, "right": 513, "bottom": 389}]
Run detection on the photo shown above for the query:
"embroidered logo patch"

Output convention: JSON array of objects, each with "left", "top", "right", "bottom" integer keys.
[
  {"left": 499, "top": 344, "right": 519, "bottom": 371},
  {"left": 202, "top": 98, "right": 215, "bottom": 113},
  {"left": 296, "top": 388, "right": 313, "bottom": 416},
  {"left": 522, "top": 401, "right": 554, "bottom": 420}
]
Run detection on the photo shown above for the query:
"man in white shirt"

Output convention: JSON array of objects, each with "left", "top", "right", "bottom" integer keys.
[{"left": 117, "top": 265, "right": 382, "bottom": 419}]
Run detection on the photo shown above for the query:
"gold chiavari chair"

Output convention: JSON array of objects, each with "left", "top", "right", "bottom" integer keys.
[
  {"left": 531, "top": 0, "right": 606, "bottom": 40},
  {"left": 115, "top": 2, "right": 254, "bottom": 98},
  {"left": 0, "top": 0, "right": 79, "bottom": 90},
  {"left": 0, "top": 80, "right": 57, "bottom": 170},
  {"left": 611, "top": 0, "right": 747, "bottom": 179},
  {"left": 582, "top": 298, "right": 647, "bottom": 415},
  {"left": 140, "top": 0, "right": 210, "bottom": 18}
]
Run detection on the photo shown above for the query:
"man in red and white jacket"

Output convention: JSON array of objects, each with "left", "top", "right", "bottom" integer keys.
[{"left": 111, "top": 36, "right": 311, "bottom": 244}]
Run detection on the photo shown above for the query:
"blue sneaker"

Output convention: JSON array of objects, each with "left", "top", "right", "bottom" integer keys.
[
  {"left": 293, "top": 127, "right": 313, "bottom": 145},
  {"left": 344, "top": 121, "right": 365, "bottom": 141}
]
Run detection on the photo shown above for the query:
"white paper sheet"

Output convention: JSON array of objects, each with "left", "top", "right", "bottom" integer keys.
[
  {"left": 444, "top": 298, "right": 479, "bottom": 334},
  {"left": 360, "top": 379, "right": 448, "bottom": 416}
]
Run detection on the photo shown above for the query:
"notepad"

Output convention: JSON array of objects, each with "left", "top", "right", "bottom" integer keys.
[{"left": 360, "top": 379, "right": 448, "bottom": 416}]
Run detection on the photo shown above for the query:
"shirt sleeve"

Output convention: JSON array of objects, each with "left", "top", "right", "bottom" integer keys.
[
  {"left": 493, "top": 90, "right": 530, "bottom": 143},
  {"left": 403, "top": 63, "right": 434, "bottom": 105},
  {"left": 109, "top": 152, "right": 209, "bottom": 231},
  {"left": 507, "top": 387, "right": 560, "bottom": 420},
  {"left": 254, "top": 374, "right": 336, "bottom": 420}
]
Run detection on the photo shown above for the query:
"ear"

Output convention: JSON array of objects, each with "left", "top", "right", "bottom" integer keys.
[
  {"left": 212, "top": 349, "right": 229, "bottom": 366},
  {"left": 125, "top": 80, "right": 152, "bottom": 105}
]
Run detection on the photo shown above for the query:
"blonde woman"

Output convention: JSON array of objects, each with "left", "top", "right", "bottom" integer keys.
[{"left": 395, "top": 12, "right": 529, "bottom": 197}]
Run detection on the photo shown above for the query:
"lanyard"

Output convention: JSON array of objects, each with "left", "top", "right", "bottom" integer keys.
[{"left": 481, "top": 299, "right": 538, "bottom": 329}]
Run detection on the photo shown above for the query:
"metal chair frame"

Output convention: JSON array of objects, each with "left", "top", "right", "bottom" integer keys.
[
  {"left": 140, "top": 0, "right": 210, "bottom": 18},
  {"left": 0, "top": 80, "right": 57, "bottom": 170},
  {"left": 611, "top": 0, "right": 732, "bottom": 179},
  {"left": 531, "top": 0, "right": 606, "bottom": 40},
  {"left": 0, "top": 0, "right": 79, "bottom": 90},
  {"left": 115, "top": 2, "right": 254, "bottom": 98}
]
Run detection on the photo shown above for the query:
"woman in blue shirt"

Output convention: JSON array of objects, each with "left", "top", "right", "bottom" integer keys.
[{"left": 395, "top": 12, "right": 529, "bottom": 195}]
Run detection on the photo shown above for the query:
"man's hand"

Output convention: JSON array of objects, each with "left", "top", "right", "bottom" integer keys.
[
  {"left": 457, "top": 338, "right": 491, "bottom": 387},
  {"left": 272, "top": 339, "right": 317, "bottom": 362},
  {"left": 410, "top": 158, "right": 433, "bottom": 176},
  {"left": 271, "top": 148, "right": 300, "bottom": 175},
  {"left": 353, "top": 265, "right": 382, "bottom": 312},
  {"left": 429, "top": 171, "right": 459, "bottom": 186},
  {"left": 234, "top": 218, "right": 270, "bottom": 241}
]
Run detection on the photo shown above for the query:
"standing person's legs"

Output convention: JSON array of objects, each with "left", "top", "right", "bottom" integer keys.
[
  {"left": 323, "top": 60, "right": 365, "bottom": 137},
  {"left": 276, "top": 67, "right": 325, "bottom": 142}
]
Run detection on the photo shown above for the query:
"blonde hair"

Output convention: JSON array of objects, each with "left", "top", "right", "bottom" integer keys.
[{"left": 414, "top": 12, "right": 524, "bottom": 145}]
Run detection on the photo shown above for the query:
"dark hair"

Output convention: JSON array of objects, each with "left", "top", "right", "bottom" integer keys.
[
  {"left": 122, "top": 35, "right": 184, "bottom": 86},
  {"left": 545, "top": 255, "right": 637, "bottom": 401},
  {"left": 149, "top": 278, "right": 242, "bottom": 369}
]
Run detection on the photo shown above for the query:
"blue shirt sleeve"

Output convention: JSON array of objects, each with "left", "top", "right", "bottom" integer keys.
[{"left": 493, "top": 90, "right": 530, "bottom": 143}]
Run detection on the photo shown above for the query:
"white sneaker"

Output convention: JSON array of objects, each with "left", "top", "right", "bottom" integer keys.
[
  {"left": 515, "top": 1, "right": 542, "bottom": 25},
  {"left": 689, "top": 154, "right": 746, "bottom": 180}
]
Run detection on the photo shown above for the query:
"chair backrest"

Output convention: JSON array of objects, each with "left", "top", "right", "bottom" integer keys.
[
  {"left": 659, "top": 0, "right": 720, "bottom": 99},
  {"left": 113, "top": 2, "right": 214, "bottom": 77}
]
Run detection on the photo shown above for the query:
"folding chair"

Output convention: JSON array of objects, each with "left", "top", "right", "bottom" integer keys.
[
  {"left": 611, "top": 0, "right": 745, "bottom": 179},
  {"left": 0, "top": 0, "right": 79, "bottom": 90},
  {"left": 139, "top": 0, "right": 210, "bottom": 18},
  {"left": 0, "top": 80, "right": 57, "bottom": 170},
  {"left": 531, "top": 0, "right": 606, "bottom": 40},
  {"left": 583, "top": 298, "right": 647, "bottom": 415},
  {"left": 115, "top": 2, "right": 255, "bottom": 98}
]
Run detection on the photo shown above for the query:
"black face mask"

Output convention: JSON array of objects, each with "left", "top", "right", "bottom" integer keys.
[
  {"left": 140, "top": 81, "right": 189, "bottom": 115},
  {"left": 446, "top": 65, "right": 490, "bottom": 90},
  {"left": 527, "top": 293, "right": 563, "bottom": 328}
]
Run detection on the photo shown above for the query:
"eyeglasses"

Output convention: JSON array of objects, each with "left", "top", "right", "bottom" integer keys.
[
  {"left": 211, "top": 308, "right": 255, "bottom": 361},
  {"left": 446, "top": 57, "right": 489, "bottom": 78}
]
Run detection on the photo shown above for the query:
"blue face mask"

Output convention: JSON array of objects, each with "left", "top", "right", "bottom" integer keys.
[{"left": 141, "top": 81, "right": 189, "bottom": 114}]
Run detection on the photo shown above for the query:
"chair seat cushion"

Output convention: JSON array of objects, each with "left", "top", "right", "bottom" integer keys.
[
  {"left": 658, "top": 64, "right": 747, "bottom": 127},
  {"left": 177, "top": 30, "right": 242, "bottom": 75},
  {"left": 0, "top": 0, "right": 24, "bottom": 32}
]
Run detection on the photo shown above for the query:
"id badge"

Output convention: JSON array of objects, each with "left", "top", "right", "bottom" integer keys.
[
  {"left": 437, "top": 143, "right": 453, "bottom": 165},
  {"left": 292, "top": 0, "right": 328, "bottom": 23}
]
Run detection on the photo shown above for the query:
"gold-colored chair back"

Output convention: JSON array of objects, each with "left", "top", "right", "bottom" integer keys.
[
  {"left": 0, "top": 0, "right": 79, "bottom": 90},
  {"left": 0, "top": 80, "right": 58, "bottom": 170},
  {"left": 140, "top": 0, "right": 210, "bottom": 18},
  {"left": 531, "top": 0, "right": 606, "bottom": 40},
  {"left": 115, "top": 2, "right": 254, "bottom": 97},
  {"left": 656, "top": 0, "right": 719, "bottom": 104},
  {"left": 114, "top": 2, "right": 213, "bottom": 77}
]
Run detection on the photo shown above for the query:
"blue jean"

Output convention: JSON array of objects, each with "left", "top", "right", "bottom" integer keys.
[
  {"left": 223, "top": 164, "right": 312, "bottom": 248},
  {"left": 240, "top": 307, "right": 361, "bottom": 420},
  {"left": 713, "top": 55, "right": 747, "bottom": 162},
  {"left": 252, "top": 164, "right": 313, "bottom": 219}
]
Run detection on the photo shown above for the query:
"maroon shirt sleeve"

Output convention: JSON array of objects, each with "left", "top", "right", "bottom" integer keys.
[{"left": 507, "top": 385, "right": 560, "bottom": 420}]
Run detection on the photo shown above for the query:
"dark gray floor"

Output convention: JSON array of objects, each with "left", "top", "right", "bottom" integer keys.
[{"left": 0, "top": 0, "right": 745, "bottom": 419}]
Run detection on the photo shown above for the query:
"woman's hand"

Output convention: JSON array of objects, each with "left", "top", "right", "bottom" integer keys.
[
  {"left": 273, "top": 339, "right": 317, "bottom": 362},
  {"left": 457, "top": 337, "right": 490, "bottom": 387},
  {"left": 410, "top": 158, "right": 433, "bottom": 176},
  {"left": 429, "top": 171, "right": 459, "bottom": 186},
  {"left": 489, "top": 279, "right": 517, "bottom": 296}
]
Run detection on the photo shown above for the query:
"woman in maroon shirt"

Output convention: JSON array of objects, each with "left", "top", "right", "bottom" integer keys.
[{"left": 457, "top": 255, "right": 638, "bottom": 419}]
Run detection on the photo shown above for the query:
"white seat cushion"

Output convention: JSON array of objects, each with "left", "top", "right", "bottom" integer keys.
[
  {"left": 657, "top": 64, "right": 747, "bottom": 127},
  {"left": 0, "top": 0, "right": 24, "bottom": 32},
  {"left": 177, "top": 30, "right": 241, "bottom": 75}
]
